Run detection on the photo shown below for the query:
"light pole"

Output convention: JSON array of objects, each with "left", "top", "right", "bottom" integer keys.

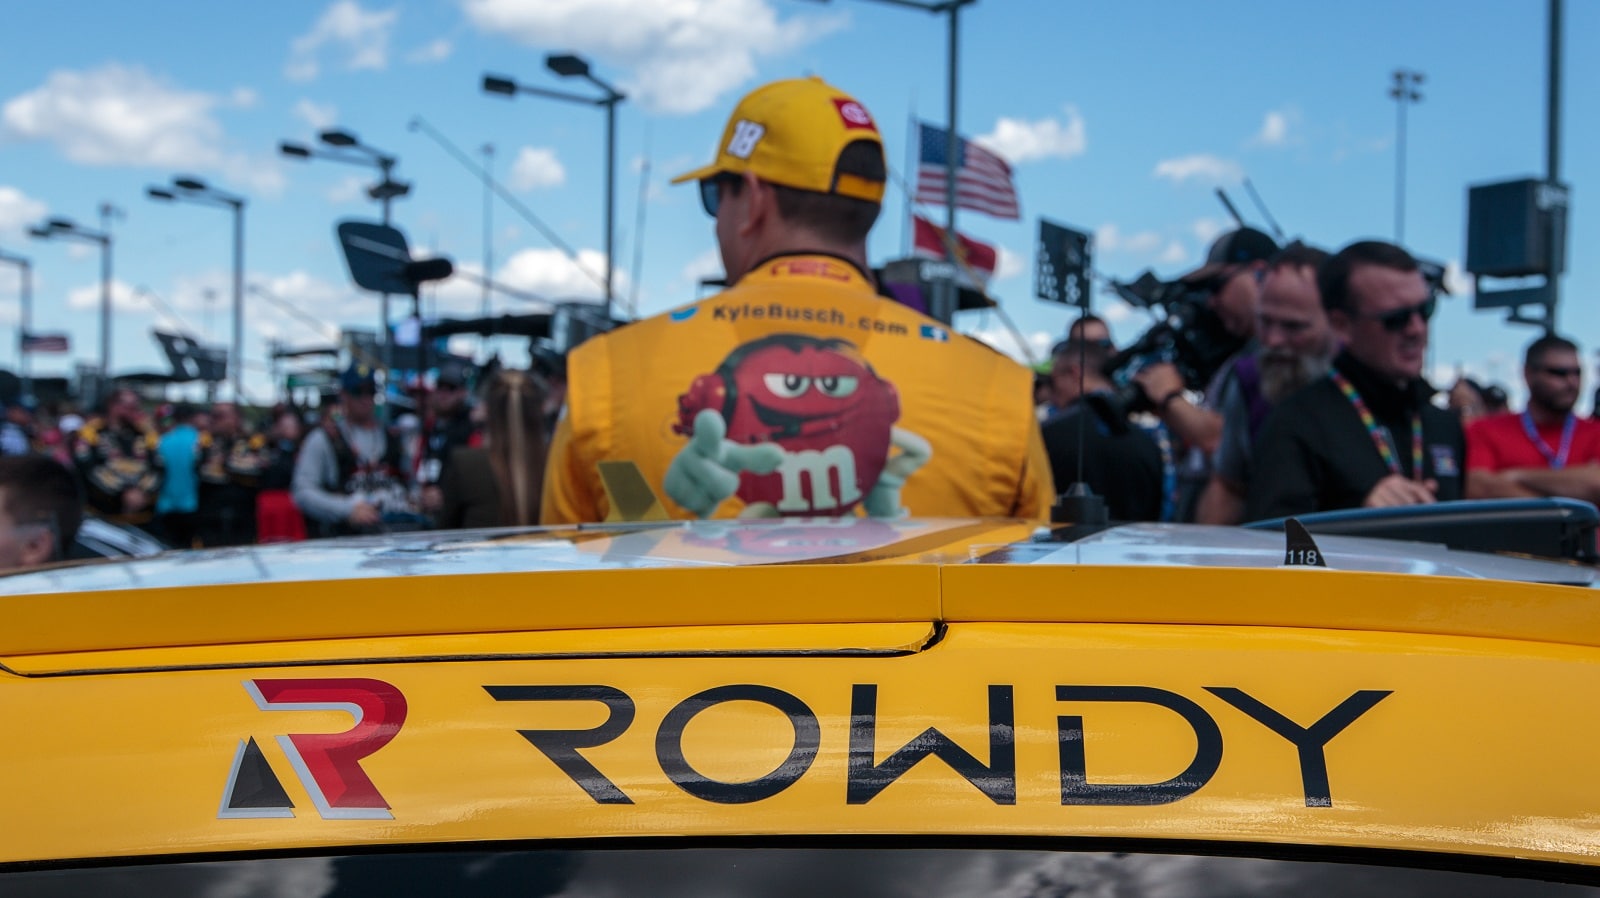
[
  {"left": 483, "top": 54, "right": 626, "bottom": 319},
  {"left": 797, "top": 0, "right": 976, "bottom": 319},
  {"left": 30, "top": 204, "right": 116, "bottom": 381},
  {"left": 0, "top": 248, "right": 32, "bottom": 397},
  {"left": 147, "top": 176, "right": 246, "bottom": 398},
  {"left": 1389, "top": 68, "right": 1424, "bottom": 244},
  {"left": 281, "top": 129, "right": 410, "bottom": 372}
]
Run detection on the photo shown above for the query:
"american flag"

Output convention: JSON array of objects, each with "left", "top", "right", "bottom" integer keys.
[
  {"left": 915, "top": 122, "right": 1021, "bottom": 220},
  {"left": 19, "top": 332, "right": 69, "bottom": 354}
]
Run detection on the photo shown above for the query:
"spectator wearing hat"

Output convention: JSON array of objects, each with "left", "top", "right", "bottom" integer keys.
[
  {"left": 1466, "top": 335, "right": 1600, "bottom": 503},
  {"left": 1130, "top": 227, "right": 1278, "bottom": 520},
  {"left": 292, "top": 363, "right": 413, "bottom": 536},
  {"left": 73, "top": 388, "right": 164, "bottom": 528},
  {"left": 1247, "top": 240, "right": 1463, "bottom": 520},
  {"left": 541, "top": 76, "right": 1051, "bottom": 523},
  {"left": 416, "top": 359, "right": 480, "bottom": 516}
]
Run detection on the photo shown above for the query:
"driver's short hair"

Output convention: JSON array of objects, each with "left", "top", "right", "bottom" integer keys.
[
  {"left": 768, "top": 140, "right": 886, "bottom": 245},
  {"left": 0, "top": 455, "right": 83, "bottom": 560}
]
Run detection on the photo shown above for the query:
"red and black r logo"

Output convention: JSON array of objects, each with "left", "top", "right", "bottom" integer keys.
[{"left": 219, "top": 678, "right": 408, "bottom": 820}]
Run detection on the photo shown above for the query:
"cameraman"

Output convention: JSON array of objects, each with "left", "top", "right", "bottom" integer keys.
[
  {"left": 1043, "top": 339, "right": 1165, "bottom": 521},
  {"left": 1130, "top": 227, "right": 1277, "bottom": 519}
]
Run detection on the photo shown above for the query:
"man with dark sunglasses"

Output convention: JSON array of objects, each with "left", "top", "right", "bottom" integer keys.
[
  {"left": 542, "top": 77, "right": 1052, "bottom": 523},
  {"left": 1464, "top": 335, "right": 1600, "bottom": 502},
  {"left": 1247, "top": 240, "right": 1464, "bottom": 520}
]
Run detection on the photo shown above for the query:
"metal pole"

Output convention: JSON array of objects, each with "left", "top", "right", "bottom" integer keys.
[
  {"left": 481, "top": 143, "right": 494, "bottom": 318},
  {"left": 604, "top": 97, "right": 617, "bottom": 319},
  {"left": 99, "top": 235, "right": 112, "bottom": 381},
  {"left": 379, "top": 159, "right": 394, "bottom": 379},
  {"left": 1547, "top": 0, "right": 1563, "bottom": 316},
  {"left": 934, "top": 1, "right": 961, "bottom": 323},
  {"left": 1394, "top": 88, "right": 1407, "bottom": 244},
  {"left": 232, "top": 200, "right": 245, "bottom": 399},
  {"left": 18, "top": 259, "right": 30, "bottom": 398}
]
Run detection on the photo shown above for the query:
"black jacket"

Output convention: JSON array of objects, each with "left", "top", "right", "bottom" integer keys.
[
  {"left": 1245, "top": 351, "right": 1465, "bottom": 521},
  {"left": 1041, "top": 395, "right": 1165, "bottom": 522}
]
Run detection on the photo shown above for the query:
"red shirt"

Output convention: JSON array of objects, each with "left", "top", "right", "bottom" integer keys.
[{"left": 1466, "top": 411, "right": 1600, "bottom": 472}]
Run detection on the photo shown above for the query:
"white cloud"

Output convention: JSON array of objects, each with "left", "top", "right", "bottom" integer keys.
[
  {"left": 1443, "top": 258, "right": 1473, "bottom": 297},
  {"left": 509, "top": 147, "right": 566, "bottom": 191},
  {"left": 285, "top": 0, "right": 398, "bottom": 82},
  {"left": 995, "top": 246, "right": 1027, "bottom": 280},
  {"left": 1095, "top": 223, "right": 1163, "bottom": 256},
  {"left": 66, "top": 279, "right": 143, "bottom": 314},
  {"left": 0, "top": 186, "right": 47, "bottom": 241},
  {"left": 1248, "top": 107, "right": 1300, "bottom": 148},
  {"left": 229, "top": 87, "right": 259, "bottom": 109},
  {"left": 1192, "top": 217, "right": 1226, "bottom": 244},
  {"left": 293, "top": 98, "right": 339, "bottom": 130},
  {"left": 326, "top": 175, "right": 369, "bottom": 205},
  {"left": 406, "top": 38, "right": 453, "bottom": 64},
  {"left": 4, "top": 64, "right": 220, "bottom": 167},
  {"left": 678, "top": 247, "right": 724, "bottom": 286},
  {"left": 497, "top": 247, "right": 620, "bottom": 301},
  {"left": 1, "top": 64, "right": 283, "bottom": 194},
  {"left": 462, "top": 0, "right": 844, "bottom": 115},
  {"left": 1102, "top": 300, "right": 1135, "bottom": 324},
  {"left": 976, "top": 105, "right": 1086, "bottom": 164},
  {"left": 1158, "top": 241, "right": 1188, "bottom": 265},
  {"left": 1152, "top": 154, "right": 1243, "bottom": 186},
  {"left": 962, "top": 325, "right": 1052, "bottom": 365}
]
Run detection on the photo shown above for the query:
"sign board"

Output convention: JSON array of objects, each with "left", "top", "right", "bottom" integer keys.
[{"left": 1036, "top": 220, "right": 1092, "bottom": 308}]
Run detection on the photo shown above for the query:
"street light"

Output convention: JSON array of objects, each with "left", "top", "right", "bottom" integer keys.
[
  {"left": 1389, "top": 68, "right": 1425, "bottom": 244},
  {"left": 0, "top": 248, "right": 33, "bottom": 397},
  {"left": 147, "top": 175, "right": 247, "bottom": 398},
  {"left": 30, "top": 205, "right": 116, "bottom": 381},
  {"left": 280, "top": 128, "right": 411, "bottom": 371},
  {"left": 482, "top": 54, "right": 626, "bottom": 318},
  {"left": 796, "top": 0, "right": 976, "bottom": 320}
]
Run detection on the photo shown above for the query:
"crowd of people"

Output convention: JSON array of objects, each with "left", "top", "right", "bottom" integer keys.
[{"left": 0, "top": 73, "right": 1591, "bottom": 575}]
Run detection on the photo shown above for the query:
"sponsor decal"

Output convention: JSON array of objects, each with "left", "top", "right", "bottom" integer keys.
[
  {"left": 219, "top": 678, "right": 407, "bottom": 820},
  {"left": 726, "top": 120, "right": 766, "bottom": 159},
  {"left": 670, "top": 334, "right": 919, "bottom": 517},
  {"left": 832, "top": 98, "right": 878, "bottom": 131},
  {"left": 489, "top": 683, "right": 1391, "bottom": 809},
  {"left": 669, "top": 306, "right": 699, "bottom": 322},
  {"left": 919, "top": 324, "right": 950, "bottom": 343}
]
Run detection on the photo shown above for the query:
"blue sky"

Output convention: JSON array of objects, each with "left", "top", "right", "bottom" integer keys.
[{"left": 0, "top": 0, "right": 1593, "bottom": 405}]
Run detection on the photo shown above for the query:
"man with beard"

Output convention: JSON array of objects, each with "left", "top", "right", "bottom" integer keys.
[
  {"left": 1195, "top": 244, "right": 1334, "bottom": 524},
  {"left": 1246, "top": 240, "right": 1463, "bottom": 520},
  {"left": 1465, "top": 335, "right": 1600, "bottom": 502}
]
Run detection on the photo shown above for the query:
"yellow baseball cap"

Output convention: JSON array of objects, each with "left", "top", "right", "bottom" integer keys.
[{"left": 671, "top": 77, "right": 886, "bottom": 204}]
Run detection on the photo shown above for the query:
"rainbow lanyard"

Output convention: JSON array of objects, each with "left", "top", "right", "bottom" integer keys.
[
  {"left": 1520, "top": 411, "right": 1576, "bottom": 469},
  {"left": 1330, "top": 370, "right": 1423, "bottom": 480}
]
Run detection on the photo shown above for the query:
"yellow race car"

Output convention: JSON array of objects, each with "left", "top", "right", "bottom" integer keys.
[{"left": 2, "top": 511, "right": 1599, "bottom": 894}]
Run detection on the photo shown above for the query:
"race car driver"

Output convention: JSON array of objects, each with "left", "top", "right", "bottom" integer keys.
[{"left": 540, "top": 76, "right": 1052, "bottom": 523}]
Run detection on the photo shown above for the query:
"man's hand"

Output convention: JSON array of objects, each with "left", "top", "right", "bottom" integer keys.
[
  {"left": 1362, "top": 474, "right": 1438, "bottom": 508},
  {"left": 122, "top": 488, "right": 150, "bottom": 514},
  {"left": 348, "top": 501, "right": 382, "bottom": 528},
  {"left": 664, "top": 410, "right": 785, "bottom": 518},
  {"left": 1132, "top": 363, "right": 1185, "bottom": 408}
]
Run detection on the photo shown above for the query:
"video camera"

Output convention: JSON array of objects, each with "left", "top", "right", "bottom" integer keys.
[{"left": 1096, "top": 270, "right": 1248, "bottom": 421}]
